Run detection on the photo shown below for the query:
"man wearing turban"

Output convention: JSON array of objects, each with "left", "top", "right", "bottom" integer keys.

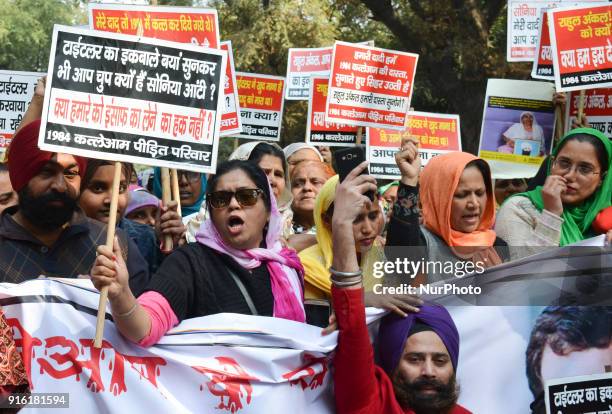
[
  {"left": 0, "top": 119, "right": 149, "bottom": 295},
  {"left": 328, "top": 162, "right": 471, "bottom": 414}
]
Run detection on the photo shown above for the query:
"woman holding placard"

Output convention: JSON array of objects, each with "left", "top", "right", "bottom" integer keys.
[
  {"left": 90, "top": 160, "right": 305, "bottom": 346},
  {"left": 495, "top": 128, "right": 612, "bottom": 258}
]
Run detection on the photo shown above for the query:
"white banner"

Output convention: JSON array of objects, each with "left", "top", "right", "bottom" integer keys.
[
  {"left": 1, "top": 275, "right": 607, "bottom": 413},
  {"left": 0, "top": 279, "right": 337, "bottom": 413}
]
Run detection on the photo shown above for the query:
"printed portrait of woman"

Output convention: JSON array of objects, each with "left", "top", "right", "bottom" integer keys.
[{"left": 497, "top": 111, "right": 545, "bottom": 156}]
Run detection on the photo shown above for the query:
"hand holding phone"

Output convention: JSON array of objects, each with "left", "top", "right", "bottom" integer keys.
[{"left": 334, "top": 147, "right": 375, "bottom": 200}]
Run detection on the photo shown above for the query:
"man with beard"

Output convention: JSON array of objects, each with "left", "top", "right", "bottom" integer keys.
[
  {"left": 329, "top": 162, "right": 471, "bottom": 414},
  {"left": 0, "top": 120, "right": 149, "bottom": 295}
]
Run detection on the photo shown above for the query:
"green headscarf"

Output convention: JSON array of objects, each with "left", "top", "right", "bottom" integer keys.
[{"left": 519, "top": 128, "right": 611, "bottom": 246}]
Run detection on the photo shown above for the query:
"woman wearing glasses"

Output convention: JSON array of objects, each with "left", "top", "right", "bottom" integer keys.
[
  {"left": 495, "top": 128, "right": 611, "bottom": 259},
  {"left": 152, "top": 168, "right": 207, "bottom": 221},
  {"left": 90, "top": 160, "right": 305, "bottom": 346}
]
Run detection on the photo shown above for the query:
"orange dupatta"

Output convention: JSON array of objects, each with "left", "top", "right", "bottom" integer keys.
[{"left": 419, "top": 152, "right": 502, "bottom": 267}]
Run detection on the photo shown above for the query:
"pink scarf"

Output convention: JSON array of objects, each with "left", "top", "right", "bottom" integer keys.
[{"left": 195, "top": 184, "right": 305, "bottom": 323}]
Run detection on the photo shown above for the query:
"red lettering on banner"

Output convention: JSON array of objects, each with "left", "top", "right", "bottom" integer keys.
[
  {"left": 7, "top": 318, "right": 167, "bottom": 395},
  {"left": 282, "top": 354, "right": 328, "bottom": 391},
  {"left": 193, "top": 356, "right": 258, "bottom": 413}
]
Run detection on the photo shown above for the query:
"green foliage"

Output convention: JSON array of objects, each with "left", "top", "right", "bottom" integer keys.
[
  {"left": 213, "top": 0, "right": 340, "bottom": 145},
  {"left": 0, "top": 0, "right": 535, "bottom": 154},
  {"left": 0, "top": 0, "right": 85, "bottom": 72}
]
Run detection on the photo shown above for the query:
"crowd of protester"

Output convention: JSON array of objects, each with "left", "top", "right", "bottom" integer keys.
[{"left": 0, "top": 79, "right": 610, "bottom": 414}]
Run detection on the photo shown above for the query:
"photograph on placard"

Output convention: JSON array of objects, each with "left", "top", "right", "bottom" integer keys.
[{"left": 478, "top": 79, "right": 555, "bottom": 178}]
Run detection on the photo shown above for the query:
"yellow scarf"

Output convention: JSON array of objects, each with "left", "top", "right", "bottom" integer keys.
[{"left": 298, "top": 176, "right": 385, "bottom": 299}]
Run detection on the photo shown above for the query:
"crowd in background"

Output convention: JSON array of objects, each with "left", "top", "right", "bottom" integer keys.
[{"left": 0, "top": 81, "right": 610, "bottom": 414}]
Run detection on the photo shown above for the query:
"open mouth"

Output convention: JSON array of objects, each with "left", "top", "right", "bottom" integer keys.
[
  {"left": 227, "top": 216, "right": 245, "bottom": 235},
  {"left": 462, "top": 213, "right": 480, "bottom": 224},
  {"left": 180, "top": 192, "right": 192, "bottom": 199}
]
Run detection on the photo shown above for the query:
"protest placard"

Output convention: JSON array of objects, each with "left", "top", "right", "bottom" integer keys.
[
  {"left": 233, "top": 72, "right": 285, "bottom": 141},
  {"left": 219, "top": 41, "right": 242, "bottom": 136},
  {"left": 478, "top": 79, "right": 555, "bottom": 179},
  {"left": 545, "top": 373, "right": 612, "bottom": 414},
  {"left": 89, "top": 4, "right": 239, "bottom": 136},
  {"left": 39, "top": 26, "right": 226, "bottom": 174},
  {"left": 548, "top": 3, "right": 612, "bottom": 91},
  {"left": 532, "top": 9, "right": 555, "bottom": 79},
  {"left": 0, "top": 70, "right": 42, "bottom": 158},
  {"left": 506, "top": 0, "right": 602, "bottom": 62},
  {"left": 366, "top": 111, "right": 461, "bottom": 179},
  {"left": 306, "top": 76, "right": 358, "bottom": 146},
  {"left": 89, "top": 4, "right": 220, "bottom": 48},
  {"left": 326, "top": 41, "right": 418, "bottom": 130},
  {"left": 566, "top": 87, "right": 612, "bottom": 138},
  {"left": 285, "top": 46, "right": 332, "bottom": 100}
]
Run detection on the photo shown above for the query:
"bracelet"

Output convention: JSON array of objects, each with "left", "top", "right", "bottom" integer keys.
[
  {"left": 329, "top": 267, "right": 362, "bottom": 278},
  {"left": 114, "top": 302, "right": 138, "bottom": 319},
  {"left": 332, "top": 277, "right": 363, "bottom": 287}
]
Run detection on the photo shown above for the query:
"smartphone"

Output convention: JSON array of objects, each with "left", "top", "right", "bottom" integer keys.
[
  {"left": 334, "top": 147, "right": 374, "bottom": 200},
  {"left": 335, "top": 147, "right": 367, "bottom": 181}
]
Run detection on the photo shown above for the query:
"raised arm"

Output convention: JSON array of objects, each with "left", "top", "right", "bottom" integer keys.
[
  {"left": 91, "top": 237, "right": 153, "bottom": 343},
  {"left": 15, "top": 77, "right": 45, "bottom": 133},
  {"left": 386, "top": 136, "right": 424, "bottom": 248},
  {"left": 331, "top": 162, "right": 420, "bottom": 413}
]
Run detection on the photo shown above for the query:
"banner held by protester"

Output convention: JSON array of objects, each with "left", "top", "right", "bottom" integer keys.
[
  {"left": 233, "top": 72, "right": 285, "bottom": 142},
  {"left": 506, "top": 0, "right": 602, "bottom": 63},
  {"left": 366, "top": 111, "right": 461, "bottom": 180},
  {"left": 0, "top": 71, "right": 42, "bottom": 160},
  {"left": 306, "top": 76, "right": 358, "bottom": 147},
  {"left": 545, "top": 373, "right": 612, "bottom": 414},
  {"left": 219, "top": 41, "right": 243, "bottom": 136},
  {"left": 89, "top": 4, "right": 220, "bottom": 49},
  {"left": 38, "top": 25, "right": 227, "bottom": 174},
  {"left": 478, "top": 79, "right": 555, "bottom": 179},
  {"left": 326, "top": 41, "right": 418, "bottom": 130},
  {"left": 548, "top": 3, "right": 612, "bottom": 91},
  {"left": 565, "top": 87, "right": 612, "bottom": 139},
  {"left": 532, "top": 9, "right": 555, "bottom": 80},
  {"left": 285, "top": 47, "right": 333, "bottom": 100}
]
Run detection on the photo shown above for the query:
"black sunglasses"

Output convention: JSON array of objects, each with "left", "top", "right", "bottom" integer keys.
[{"left": 207, "top": 188, "right": 263, "bottom": 209}]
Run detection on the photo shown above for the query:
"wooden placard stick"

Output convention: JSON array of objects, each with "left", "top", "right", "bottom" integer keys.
[
  {"left": 576, "top": 89, "right": 586, "bottom": 124},
  {"left": 554, "top": 105, "right": 564, "bottom": 146},
  {"left": 94, "top": 161, "right": 123, "bottom": 348},
  {"left": 160, "top": 167, "right": 173, "bottom": 253},
  {"left": 356, "top": 126, "right": 363, "bottom": 147},
  {"left": 170, "top": 169, "right": 182, "bottom": 217}
]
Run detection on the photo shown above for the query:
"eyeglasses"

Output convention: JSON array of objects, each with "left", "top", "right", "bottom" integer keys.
[
  {"left": 552, "top": 158, "right": 600, "bottom": 178},
  {"left": 496, "top": 179, "right": 526, "bottom": 189},
  {"left": 207, "top": 188, "right": 263, "bottom": 209},
  {"left": 178, "top": 171, "right": 201, "bottom": 183}
]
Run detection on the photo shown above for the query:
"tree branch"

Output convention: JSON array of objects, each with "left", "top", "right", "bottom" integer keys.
[
  {"left": 358, "top": 0, "right": 424, "bottom": 54},
  {"left": 485, "top": 0, "right": 506, "bottom": 28}
]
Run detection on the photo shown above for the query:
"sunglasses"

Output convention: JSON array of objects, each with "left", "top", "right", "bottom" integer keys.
[{"left": 207, "top": 188, "right": 263, "bottom": 209}]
